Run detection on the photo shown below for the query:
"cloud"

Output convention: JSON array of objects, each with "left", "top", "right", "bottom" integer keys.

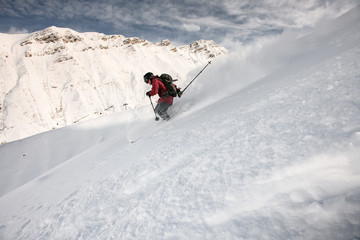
[
  {"left": 7, "top": 26, "right": 29, "bottom": 34},
  {"left": 182, "top": 23, "right": 201, "bottom": 32},
  {"left": 0, "top": 0, "right": 358, "bottom": 48}
]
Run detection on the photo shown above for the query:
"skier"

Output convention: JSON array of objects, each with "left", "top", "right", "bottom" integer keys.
[{"left": 144, "top": 72, "right": 180, "bottom": 121}]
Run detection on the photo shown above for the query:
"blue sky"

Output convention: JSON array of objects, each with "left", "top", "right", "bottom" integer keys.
[{"left": 0, "top": 0, "right": 357, "bottom": 48}]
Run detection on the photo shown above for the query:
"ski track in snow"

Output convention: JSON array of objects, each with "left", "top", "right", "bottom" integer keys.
[{"left": 1, "top": 6, "right": 360, "bottom": 240}]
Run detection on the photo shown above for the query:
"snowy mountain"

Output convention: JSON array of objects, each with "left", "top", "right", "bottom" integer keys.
[
  {"left": 0, "top": 26, "right": 227, "bottom": 144},
  {"left": 0, "top": 5, "right": 360, "bottom": 240}
]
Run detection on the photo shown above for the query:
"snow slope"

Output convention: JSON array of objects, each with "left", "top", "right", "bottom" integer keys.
[
  {"left": 0, "top": 5, "right": 360, "bottom": 240},
  {"left": 0, "top": 27, "right": 226, "bottom": 144}
]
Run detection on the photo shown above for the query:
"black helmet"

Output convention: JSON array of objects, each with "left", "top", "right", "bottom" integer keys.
[{"left": 143, "top": 72, "right": 153, "bottom": 83}]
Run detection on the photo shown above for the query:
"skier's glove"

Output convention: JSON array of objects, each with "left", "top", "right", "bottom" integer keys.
[
  {"left": 177, "top": 88, "right": 182, "bottom": 98},
  {"left": 146, "top": 91, "right": 151, "bottom": 97}
]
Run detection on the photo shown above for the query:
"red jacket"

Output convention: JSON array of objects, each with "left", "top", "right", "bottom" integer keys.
[{"left": 148, "top": 76, "right": 176, "bottom": 105}]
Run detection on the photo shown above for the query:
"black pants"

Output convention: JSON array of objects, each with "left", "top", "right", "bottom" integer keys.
[{"left": 155, "top": 102, "right": 171, "bottom": 120}]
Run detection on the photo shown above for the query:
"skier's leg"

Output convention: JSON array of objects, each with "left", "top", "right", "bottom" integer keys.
[{"left": 155, "top": 102, "right": 171, "bottom": 120}]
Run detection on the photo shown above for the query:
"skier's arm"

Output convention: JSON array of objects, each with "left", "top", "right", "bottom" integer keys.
[{"left": 149, "top": 79, "right": 159, "bottom": 96}]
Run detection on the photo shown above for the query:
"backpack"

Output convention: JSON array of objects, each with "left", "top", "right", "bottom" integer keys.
[{"left": 158, "top": 73, "right": 177, "bottom": 97}]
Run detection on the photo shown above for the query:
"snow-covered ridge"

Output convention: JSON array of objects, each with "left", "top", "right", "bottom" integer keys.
[
  {"left": 0, "top": 26, "right": 227, "bottom": 144},
  {"left": 19, "top": 26, "right": 225, "bottom": 59}
]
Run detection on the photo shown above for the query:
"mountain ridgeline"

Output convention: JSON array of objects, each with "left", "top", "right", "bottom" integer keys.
[{"left": 0, "top": 26, "right": 227, "bottom": 143}]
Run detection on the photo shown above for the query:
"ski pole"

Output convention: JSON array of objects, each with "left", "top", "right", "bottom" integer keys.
[
  {"left": 180, "top": 61, "right": 211, "bottom": 95},
  {"left": 149, "top": 96, "right": 160, "bottom": 121}
]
